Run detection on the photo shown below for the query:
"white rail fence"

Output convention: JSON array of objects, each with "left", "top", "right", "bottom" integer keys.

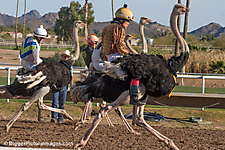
[{"left": 1, "top": 63, "right": 225, "bottom": 96}]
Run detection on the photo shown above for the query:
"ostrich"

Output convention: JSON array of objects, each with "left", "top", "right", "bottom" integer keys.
[
  {"left": 0, "top": 20, "right": 85, "bottom": 132},
  {"left": 73, "top": 4, "right": 189, "bottom": 150},
  {"left": 124, "top": 34, "right": 138, "bottom": 55},
  {"left": 72, "top": 17, "right": 151, "bottom": 131}
]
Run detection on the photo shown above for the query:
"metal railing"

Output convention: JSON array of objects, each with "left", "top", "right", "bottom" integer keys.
[{"left": 1, "top": 63, "right": 225, "bottom": 95}]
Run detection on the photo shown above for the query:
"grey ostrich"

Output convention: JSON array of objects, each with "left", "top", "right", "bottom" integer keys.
[
  {"left": 0, "top": 20, "right": 85, "bottom": 132},
  {"left": 73, "top": 4, "right": 189, "bottom": 150}
]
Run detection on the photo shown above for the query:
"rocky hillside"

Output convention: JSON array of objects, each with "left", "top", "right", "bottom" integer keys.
[
  {"left": 0, "top": 10, "right": 59, "bottom": 30},
  {"left": 190, "top": 22, "right": 225, "bottom": 38},
  {"left": 89, "top": 21, "right": 170, "bottom": 37},
  {"left": 1, "top": 10, "right": 225, "bottom": 38}
]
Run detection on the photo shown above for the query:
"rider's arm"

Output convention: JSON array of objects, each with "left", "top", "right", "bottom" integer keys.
[{"left": 32, "top": 46, "right": 40, "bottom": 64}]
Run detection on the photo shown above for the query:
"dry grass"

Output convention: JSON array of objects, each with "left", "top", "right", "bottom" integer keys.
[{"left": 146, "top": 47, "right": 225, "bottom": 73}]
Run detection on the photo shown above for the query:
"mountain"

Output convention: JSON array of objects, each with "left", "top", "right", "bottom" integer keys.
[
  {"left": 0, "top": 10, "right": 58, "bottom": 30},
  {"left": 0, "top": 10, "right": 225, "bottom": 38},
  {"left": 189, "top": 22, "right": 225, "bottom": 38},
  {"left": 18, "top": 9, "right": 42, "bottom": 23},
  {"left": 0, "top": 13, "right": 15, "bottom": 26}
]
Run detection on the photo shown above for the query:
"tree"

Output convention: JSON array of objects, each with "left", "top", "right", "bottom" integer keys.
[
  {"left": 209, "top": 61, "right": 225, "bottom": 74},
  {"left": 54, "top": 1, "right": 94, "bottom": 41}
]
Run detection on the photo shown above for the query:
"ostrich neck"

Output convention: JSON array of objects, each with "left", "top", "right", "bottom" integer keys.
[
  {"left": 139, "top": 23, "right": 147, "bottom": 54},
  {"left": 125, "top": 37, "right": 138, "bottom": 54},
  {"left": 70, "top": 27, "right": 80, "bottom": 64},
  {"left": 170, "top": 12, "right": 189, "bottom": 53}
]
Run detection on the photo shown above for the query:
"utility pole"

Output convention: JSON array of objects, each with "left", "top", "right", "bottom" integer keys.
[
  {"left": 84, "top": 0, "right": 88, "bottom": 39},
  {"left": 111, "top": 0, "right": 114, "bottom": 19},
  {"left": 23, "top": 0, "right": 26, "bottom": 41},
  {"left": 181, "top": 0, "right": 190, "bottom": 73},
  {"left": 15, "top": 0, "right": 19, "bottom": 50},
  {"left": 175, "top": 0, "right": 181, "bottom": 57}
]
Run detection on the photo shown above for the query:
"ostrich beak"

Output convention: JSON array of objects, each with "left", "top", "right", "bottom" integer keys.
[
  {"left": 130, "top": 35, "right": 135, "bottom": 39},
  {"left": 182, "top": 7, "right": 190, "bottom": 13},
  {"left": 146, "top": 18, "right": 152, "bottom": 23}
]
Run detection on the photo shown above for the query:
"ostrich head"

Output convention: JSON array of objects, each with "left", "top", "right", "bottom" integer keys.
[
  {"left": 125, "top": 34, "right": 135, "bottom": 40},
  {"left": 139, "top": 17, "right": 152, "bottom": 54},
  {"left": 74, "top": 20, "right": 85, "bottom": 29},
  {"left": 139, "top": 17, "right": 152, "bottom": 26},
  {"left": 173, "top": 4, "right": 189, "bottom": 15}
]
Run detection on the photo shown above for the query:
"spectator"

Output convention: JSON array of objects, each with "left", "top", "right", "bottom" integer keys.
[{"left": 51, "top": 50, "right": 74, "bottom": 123}]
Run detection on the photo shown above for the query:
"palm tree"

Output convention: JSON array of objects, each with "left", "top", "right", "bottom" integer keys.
[
  {"left": 23, "top": 0, "right": 26, "bottom": 41},
  {"left": 84, "top": 0, "right": 88, "bottom": 39},
  {"left": 15, "top": 0, "right": 19, "bottom": 50},
  {"left": 209, "top": 61, "right": 225, "bottom": 74}
]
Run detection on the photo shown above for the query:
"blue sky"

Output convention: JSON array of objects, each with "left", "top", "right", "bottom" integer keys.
[{"left": 1, "top": 0, "right": 225, "bottom": 32}]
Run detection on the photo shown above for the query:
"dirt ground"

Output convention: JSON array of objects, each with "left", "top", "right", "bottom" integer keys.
[
  {"left": 1, "top": 49, "right": 225, "bottom": 149},
  {"left": 0, "top": 119, "right": 225, "bottom": 150}
]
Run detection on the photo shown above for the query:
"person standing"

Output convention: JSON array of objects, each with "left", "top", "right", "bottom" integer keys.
[
  {"left": 20, "top": 25, "right": 48, "bottom": 71},
  {"left": 82, "top": 33, "right": 99, "bottom": 69},
  {"left": 51, "top": 50, "right": 74, "bottom": 123}
]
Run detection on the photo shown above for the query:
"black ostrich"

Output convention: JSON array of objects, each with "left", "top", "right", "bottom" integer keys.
[
  {"left": 72, "top": 4, "right": 189, "bottom": 150},
  {"left": 73, "top": 18, "right": 149, "bottom": 131},
  {"left": 0, "top": 21, "right": 85, "bottom": 132}
]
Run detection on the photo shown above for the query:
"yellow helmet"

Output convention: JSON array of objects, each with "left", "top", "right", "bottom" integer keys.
[{"left": 115, "top": 4, "right": 134, "bottom": 21}]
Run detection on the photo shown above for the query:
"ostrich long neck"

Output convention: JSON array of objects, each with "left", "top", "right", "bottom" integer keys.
[
  {"left": 170, "top": 11, "right": 189, "bottom": 53},
  {"left": 70, "top": 25, "right": 80, "bottom": 64},
  {"left": 125, "top": 37, "right": 138, "bottom": 54},
  {"left": 139, "top": 22, "right": 147, "bottom": 54}
]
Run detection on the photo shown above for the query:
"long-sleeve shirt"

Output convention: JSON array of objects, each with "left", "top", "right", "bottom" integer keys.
[{"left": 101, "top": 22, "right": 129, "bottom": 61}]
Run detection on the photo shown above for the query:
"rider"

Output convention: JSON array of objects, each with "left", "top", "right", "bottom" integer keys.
[
  {"left": 20, "top": 25, "right": 48, "bottom": 71},
  {"left": 101, "top": 4, "right": 133, "bottom": 62},
  {"left": 100, "top": 4, "right": 140, "bottom": 105}
]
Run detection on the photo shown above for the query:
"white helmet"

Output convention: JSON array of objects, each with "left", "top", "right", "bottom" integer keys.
[
  {"left": 33, "top": 25, "right": 48, "bottom": 38},
  {"left": 61, "top": 50, "right": 71, "bottom": 57}
]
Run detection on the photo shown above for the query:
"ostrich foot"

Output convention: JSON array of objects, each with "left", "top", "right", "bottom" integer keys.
[
  {"left": 73, "top": 120, "right": 86, "bottom": 130},
  {"left": 135, "top": 117, "right": 179, "bottom": 150},
  {"left": 63, "top": 114, "right": 73, "bottom": 120}
]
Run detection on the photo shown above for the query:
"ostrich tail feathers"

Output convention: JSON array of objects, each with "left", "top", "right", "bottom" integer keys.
[
  {"left": 168, "top": 52, "right": 189, "bottom": 74},
  {"left": 70, "top": 85, "right": 89, "bottom": 104}
]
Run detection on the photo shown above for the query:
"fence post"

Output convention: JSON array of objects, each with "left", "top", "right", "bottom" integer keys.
[
  {"left": 202, "top": 76, "right": 205, "bottom": 94},
  {"left": 7, "top": 67, "right": 11, "bottom": 102}
]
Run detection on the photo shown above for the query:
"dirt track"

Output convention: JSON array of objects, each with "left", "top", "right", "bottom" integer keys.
[{"left": 0, "top": 120, "right": 225, "bottom": 150}]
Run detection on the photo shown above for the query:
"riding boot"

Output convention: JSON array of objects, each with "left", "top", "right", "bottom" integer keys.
[{"left": 129, "top": 78, "right": 140, "bottom": 105}]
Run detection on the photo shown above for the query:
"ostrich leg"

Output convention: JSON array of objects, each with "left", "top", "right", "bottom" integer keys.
[
  {"left": 100, "top": 101, "right": 114, "bottom": 127},
  {"left": 37, "top": 98, "right": 73, "bottom": 120},
  {"left": 74, "top": 101, "right": 92, "bottom": 130},
  {"left": 5, "top": 86, "right": 50, "bottom": 132},
  {"left": 75, "top": 91, "right": 130, "bottom": 149},
  {"left": 135, "top": 104, "right": 179, "bottom": 150},
  {"left": 114, "top": 107, "right": 140, "bottom": 135}
]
